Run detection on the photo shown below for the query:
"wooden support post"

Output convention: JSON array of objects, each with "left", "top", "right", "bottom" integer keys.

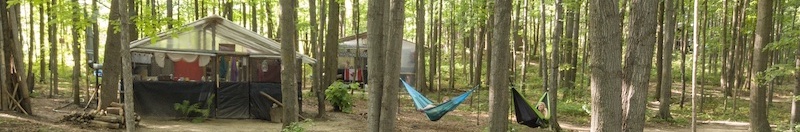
[{"left": 259, "top": 91, "right": 306, "bottom": 120}]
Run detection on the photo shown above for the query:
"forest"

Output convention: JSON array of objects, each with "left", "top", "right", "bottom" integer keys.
[{"left": 0, "top": 0, "right": 798, "bottom": 131}]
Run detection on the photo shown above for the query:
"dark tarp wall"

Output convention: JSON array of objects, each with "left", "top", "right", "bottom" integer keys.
[
  {"left": 133, "top": 81, "right": 215, "bottom": 117},
  {"left": 216, "top": 82, "right": 251, "bottom": 119},
  {"left": 133, "top": 82, "right": 297, "bottom": 120}
]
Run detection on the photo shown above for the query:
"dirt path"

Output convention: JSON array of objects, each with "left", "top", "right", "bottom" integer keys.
[
  {"left": 4, "top": 89, "right": 758, "bottom": 132},
  {"left": 559, "top": 121, "right": 750, "bottom": 132}
]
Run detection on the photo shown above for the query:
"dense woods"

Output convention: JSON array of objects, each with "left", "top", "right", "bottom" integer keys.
[{"left": 0, "top": 0, "right": 798, "bottom": 131}]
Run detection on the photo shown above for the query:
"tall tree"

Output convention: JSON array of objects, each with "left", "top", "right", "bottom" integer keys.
[
  {"left": 656, "top": 0, "right": 676, "bottom": 119},
  {"left": 415, "top": 0, "right": 426, "bottom": 91},
  {"left": 38, "top": 3, "right": 45, "bottom": 85},
  {"left": 280, "top": 0, "right": 300, "bottom": 127},
  {"left": 251, "top": 1, "right": 258, "bottom": 32},
  {"left": 366, "top": 0, "right": 388, "bottom": 130},
  {"left": 26, "top": 1, "right": 35, "bottom": 94},
  {"left": 589, "top": 0, "right": 623, "bottom": 131},
  {"left": 309, "top": 0, "right": 324, "bottom": 118},
  {"left": 325, "top": 0, "right": 340, "bottom": 103},
  {"left": 0, "top": 0, "right": 6, "bottom": 111},
  {"left": 654, "top": 0, "right": 665, "bottom": 101},
  {"left": 1, "top": 0, "right": 32, "bottom": 114},
  {"left": 549, "top": 0, "right": 563, "bottom": 130},
  {"left": 721, "top": 0, "right": 731, "bottom": 97},
  {"left": 621, "top": 0, "right": 658, "bottom": 131},
  {"left": 48, "top": 0, "right": 59, "bottom": 98},
  {"left": 749, "top": 0, "right": 773, "bottom": 130},
  {"left": 100, "top": 0, "right": 122, "bottom": 111},
  {"left": 379, "top": 0, "right": 405, "bottom": 130},
  {"left": 794, "top": 26, "right": 800, "bottom": 131},
  {"left": 538, "top": 0, "right": 548, "bottom": 93},
  {"left": 71, "top": 0, "right": 83, "bottom": 105},
  {"left": 487, "top": 0, "right": 511, "bottom": 131},
  {"left": 118, "top": 0, "right": 135, "bottom": 130},
  {"left": 691, "top": 0, "right": 700, "bottom": 129}
]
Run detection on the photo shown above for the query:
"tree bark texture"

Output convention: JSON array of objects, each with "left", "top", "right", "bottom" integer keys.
[
  {"left": 48, "top": 0, "right": 58, "bottom": 98},
  {"left": 488, "top": 0, "right": 510, "bottom": 131},
  {"left": 117, "top": 0, "right": 136, "bottom": 130},
  {"left": 655, "top": 0, "right": 665, "bottom": 101},
  {"left": 550, "top": 0, "right": 563, "bottom": 130},
  {"left": 415, "top": 0, "right": 426, "bottom": 91},
  {"left": 280, "top": 0, "right": 300, "bottom": 127},
  {"left": 379, "top": 0, "right": 405, "bottom": 131},
  {"left": 621, "top": 0, "right": 658, "bottom": 131},
  {"left": 0, "top": 0, "right": 32, "bottom": 114},
  {"left": 309, "top": 0, "right": 324, "bottom": 118},
  {"left": 366, "top": 0, "right": 387, "bottom": 130},
  {"left": 588, "top": 0, "right": 623, "bottom": 131},
  {"left": 325, "top": 0, "right": 340, "bottom": 91},
  {"left": 657, "top": 0, "right": 677, "bottom": 120},
  {"left": 100, "top": 0, "right": 122, "bottom": 111},
  {"left": 72, "top": 0, "right": 83, "bottom": 105},
  {"left": 749, "top": 0, "right": 773, "bottom": 130},
  {"left": 793, "top": 33, "right": 800, "bottom": 131}
]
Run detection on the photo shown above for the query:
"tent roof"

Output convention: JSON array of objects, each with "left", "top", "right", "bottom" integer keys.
[
  {"left": 339, "top": 32, "right": 416, "bottom": 49},
  {"left": 130, "top": 15, "right": 316, "bottom": 64}
]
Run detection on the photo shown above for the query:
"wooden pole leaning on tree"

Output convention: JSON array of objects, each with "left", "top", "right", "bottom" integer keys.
[{"left": 260, "top": 91, "right": 306, "bottom": 120}]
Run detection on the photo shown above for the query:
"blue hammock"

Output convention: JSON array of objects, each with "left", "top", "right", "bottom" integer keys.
[{"left": 401, "top": 79, "right": 478, "bottom": 121}]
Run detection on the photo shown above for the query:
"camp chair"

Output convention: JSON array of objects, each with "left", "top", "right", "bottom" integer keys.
[
  {"left": 511, "top": 87, "right": 550, "bottom": 128},
  {"left": 401, "top": 79, "right": 478, "bottom": 121}
]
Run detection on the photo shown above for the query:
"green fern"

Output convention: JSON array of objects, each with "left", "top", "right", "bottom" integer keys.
[{"left": 173, "top": 94, "right": 214, "bottom": 123}]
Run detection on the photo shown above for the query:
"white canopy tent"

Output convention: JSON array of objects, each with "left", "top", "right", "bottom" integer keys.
[{"left": 129, "top": 15, "right": 316, "bottom": 64}]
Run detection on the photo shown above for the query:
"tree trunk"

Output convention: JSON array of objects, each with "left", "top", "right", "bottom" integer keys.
[
  {"left": 654, "top": 0, "right": 665, "bottom": 101},
  {"left": 679, "top": 0, "right": 688, "bottom": 107},
  {"left": 325, "top": 0, "right": 340, "bottom": 106},
  {"left": 0, "top": 0, "right": 31, "bottom": 114},
  {"left": 100, "top": 0, "right": 121, "bottom": 111},
  {"left": 415, "top": 0, "right": 426, "bottom": 92},
  {"left": 691, "top": 0, "right": 700, "bottom": 129},
  {"left": 48, "top": 0, "right": 59, "bottom": 98},
  {"left": 488, "top": 0, "right": 511, "bottom": 131},
  {"left": 0, "top": 1, "right": 6, "bottom": 111},
  {"left": 89, "top": 0, "right": 100, "bottom": 102},
  {"left": 656, "top": 0, "right": 676, "bottom": 120},
  {"left": 366, "top": 0, "right": 388, "bottom": 129},
  {"left": 549, "top": 0, "right": 563, "bottom": 130},
  {"left": 279, "top": 0, "right": 300, "bottom": 128},
  {"left": 39, "top": 3, "right": 45, "bottom": 85},
  {"left": 72, "top": 0, "right": 83, "bottom": 105},
  {"left": 749, "top": 0, "right": 773, "bottom": 130},
  {"left": 26, "top": 2, "right": 35, "bottom": 95},
  {"left": 379, "top": 0, "right": 404, "bottom": 130},
  {"left": 621, "top": 0, "right": 658, "bottom": 131},
  {"left": 539, "top": 0, "right": 547, "bottom": 93},
  {"left": 721, "top": 0, "right": 730, "bottom": 97},
  {"left": 793, "top": 24, "right": 800, "bottom": 131},
  {"left": 588, "top": 0, "right": 623, "bottom": 131},
  {"left": 117, "top": 0, "right": 136, "bottom": 130},
  {"left": 309, "top": 0, "right": 324, "bottom": 118},
  {"left": 474, "top": 26, "right": 484, "bottom": 87},
  {"left": 267, "top": 1, "right": 275, "bottom": 38}
]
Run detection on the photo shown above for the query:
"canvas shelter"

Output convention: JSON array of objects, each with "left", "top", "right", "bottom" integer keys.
[
  {"left": 127, "top": 15, "right": 313, "bottom": 120},
  {"left": 337, "top": 32, "right": 417, "bottom": 83}
]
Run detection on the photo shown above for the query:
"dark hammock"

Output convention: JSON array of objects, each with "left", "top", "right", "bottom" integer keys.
[{"left": 511, "top": 88, "right": 550, "bottom": 128}]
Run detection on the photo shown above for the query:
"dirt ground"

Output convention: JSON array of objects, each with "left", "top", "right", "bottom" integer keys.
[{"left": 0, "top": 89, "right": 752, "bottom": 132}]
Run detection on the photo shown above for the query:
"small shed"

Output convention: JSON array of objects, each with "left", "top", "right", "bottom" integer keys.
[
  {"left": 337, "top": 33, "right": 416, "bottom": 83},
  {"left": 128, "top": 15, "right": 314, "bottom": 120}
]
